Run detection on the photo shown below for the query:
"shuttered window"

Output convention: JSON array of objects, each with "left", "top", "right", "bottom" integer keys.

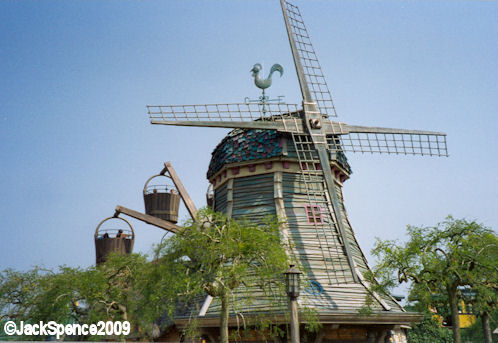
[{"left": 305, "top": 205, "right": 323, "bottom": 224}]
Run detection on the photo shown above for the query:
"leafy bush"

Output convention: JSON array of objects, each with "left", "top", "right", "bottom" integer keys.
[{"left": 408, "top": 314, "right": 453, "bottom": 343}]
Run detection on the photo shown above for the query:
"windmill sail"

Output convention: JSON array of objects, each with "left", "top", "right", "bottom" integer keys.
[
  {"left": 333, "top": 125, "right": 448, "bottom": 156},
  {"left": 280, "top": 0, "right": 337, "bottom": 117},
  {"left": 148, "top": 103, "right": 300, "bottom": 122},
  {"left": 148, "top": 103, "right": 303, "bottom": 131}
]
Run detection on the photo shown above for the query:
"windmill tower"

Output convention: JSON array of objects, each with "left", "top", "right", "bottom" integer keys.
[{"left": 149, "top": 1, "right": 447, "bottom": 342}]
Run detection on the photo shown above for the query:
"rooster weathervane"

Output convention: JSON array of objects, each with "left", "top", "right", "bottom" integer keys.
[{"left": 246, "top": 63, "right": 284, "bottom": 113}]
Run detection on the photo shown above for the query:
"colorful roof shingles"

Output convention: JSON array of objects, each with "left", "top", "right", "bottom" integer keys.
[{"left": 207, "top": 129, "right": 283, "bottom": 178}]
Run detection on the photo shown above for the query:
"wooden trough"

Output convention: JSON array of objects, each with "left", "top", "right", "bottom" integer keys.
[
  {"left": 94, "top": 216, "right": 134, "bottom": 265},
  {"left": 143, "top": 174, "right": 181, "bottom": 223}
]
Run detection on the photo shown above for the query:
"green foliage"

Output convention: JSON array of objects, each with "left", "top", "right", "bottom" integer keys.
[
  {"left": 371, "top": 216, "right": 497, "bottom": 343},
  {"left": 407, "top": 314, "right": 453, "bottom": 343},
  {"left": 0, "top": 253, "right": 170, "bottom": 341},
  {"left": 154, "top": 209, "right": 291, "bottom": 342},
  {"left": 301, "top": 307, "right": 321, "bottom": 333},
  {"left": 0, "top": 209, "right": 295, "bottom": 342},
  {"left": 461, "top": 309, "right": 498, "bottom": 343},
  {"left": 155, "top": 209, "right": 289, "bottom": 298}
]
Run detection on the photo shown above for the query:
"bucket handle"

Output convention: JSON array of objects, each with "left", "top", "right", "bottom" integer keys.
[
  {"left": 94, "top": 216, "right": 135, "bottom": 239},
  {"left": 143, "top": 174, "right": 173, "bottom": 195}
]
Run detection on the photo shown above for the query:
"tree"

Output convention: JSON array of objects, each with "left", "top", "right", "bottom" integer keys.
[
  {"left": 460, "top": 282, "right": 497, "bottom": 343},
  {"left": 154, "top": 209, "right": 290, "bottom": 343},
  {"left": 0, "top": 210, "right": 291, "bottom": 342},
  {"left": 458, "top": 230, "right": 497, "bottom": 343},
  {"left": 0, "top": 254, "right": 175, "bottom": 341},
  {"left": 461, "top": 308, "right": 498, "bottom": 343},
  {"left": 371, "top": 216, "right": 497, "bottom": 343}
]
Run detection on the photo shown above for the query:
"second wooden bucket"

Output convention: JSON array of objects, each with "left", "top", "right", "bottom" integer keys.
[
  {"left": 143, "top": 174, "right": 181, "bottom": 223},
  {"left": 94, "top": 216, "right": 135, "bottom": 265}
]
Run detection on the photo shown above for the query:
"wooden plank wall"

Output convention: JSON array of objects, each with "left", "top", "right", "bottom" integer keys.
[
  {"left": 205, "top": 174, "right": 284, "bottom": 316},
  {"left": 282, "top": 172, "right": 355, "bottom": 286},
  {"left": 232, "top": 174, "right": 276, "bottom": 221},
  {"left": 207, "top": 168, "right": 402, "bottom": 314},
  {"left": 214, "top": 182, "right": 228, "bottom": 214},
  {"left": 334, "top": 183, "right": 370, "bottom": 277}
]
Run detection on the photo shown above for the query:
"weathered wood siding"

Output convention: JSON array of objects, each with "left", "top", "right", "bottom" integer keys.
[
  {"left": 334, "top": 182, "right": 369, "bottom": 277},
  {"left": 205, "top": 169, "right": 404, "bottom": 315},
  {"left": 214, "top": 182, "right": 228, "bottom": 214},
  {"left": 231, "top": 174, "right": 276, "bottom": 221},
  {"left": 282, "top": 172, "right": 355, "bottom": 285}
]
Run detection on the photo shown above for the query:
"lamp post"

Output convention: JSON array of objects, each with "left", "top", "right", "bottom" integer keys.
[{"left": 284, "top": 264, "right": 302, "bottom": 343}]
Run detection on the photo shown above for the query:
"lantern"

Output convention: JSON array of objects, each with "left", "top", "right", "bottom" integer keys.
[{"left": 284, "top": 264, "right": 302, "bottom": 299}]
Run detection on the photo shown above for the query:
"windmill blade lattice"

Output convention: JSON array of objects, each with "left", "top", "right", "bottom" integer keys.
[
  {"left": 148, "top": 103, "right": 300, "bottom": 122},
  {"left": 148, "top": 103, "right": 304, "bottom": 131},
  {"left": 281, "top": 0, "right": 337, "bottom": 117},
  {"left": 336, "top": 131, "right": 448, "bottom": 156}
]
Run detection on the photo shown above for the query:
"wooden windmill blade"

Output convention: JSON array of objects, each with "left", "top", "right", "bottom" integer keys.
[
  {"left": 280, "top": 0, "right": 337, "bottom": 117},
  {"left": 147, "top": 103, "right": 304, "bottom": 132},
  {"left": 328, "top": 123, "right": 449, "bottom": 156},
  {"left": 280, "top": 0, "right": 448, "bottom": 285},
  {"left": 280, "top": 0, "right": 366, "bottom": 283}
]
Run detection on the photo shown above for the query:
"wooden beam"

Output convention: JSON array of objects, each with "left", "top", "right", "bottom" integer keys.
[
  {"left": 341, "top": 123, "right": 446, "bottom": 136},
  {"left": 114, "top": 205, "right": 181, "bottom": 233},
  {"left": 150, "top": 120, "right": 286, "bottom": 131},
  {"left": 161, "top": 162, "right": 198, "bottom": 219},
  {"left": 226, "top": 178, "right": 233, "bottom": 218},
  {"left": 175, "top": 312, "right": 423, "bottom": 328}
]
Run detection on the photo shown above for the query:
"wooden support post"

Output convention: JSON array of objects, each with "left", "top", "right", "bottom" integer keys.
[
  {"left": 274, "top": 171, "right": 292, "bottom": 255},
  {"left": 114, "top": 205, "right": 181, "bottom": 233},
  {"left": 289, "top": 298, "right": 300, "bottom": 343},
  {"left": 161, "top": 162, "right": 198, "bottom": 220},
  {"left": 226, "top": 179, "right": 234, "bottom": 218}
]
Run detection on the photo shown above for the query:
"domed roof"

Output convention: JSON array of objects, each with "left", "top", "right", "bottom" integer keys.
[
  {"left": 207, "top": 129, "right": 284, "bottom": 178},
  {"left": 207, "top": 129, "right": 352, "bottom": 179}
]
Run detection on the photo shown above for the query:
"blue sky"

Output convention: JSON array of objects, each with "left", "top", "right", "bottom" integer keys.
[{"left": 1, "top": 0, "right": 497, "bottom": 298}]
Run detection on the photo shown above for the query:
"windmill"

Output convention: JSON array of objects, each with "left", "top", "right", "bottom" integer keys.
[{"left": 149, "top": 1, "right": 447, "bottom": 341}]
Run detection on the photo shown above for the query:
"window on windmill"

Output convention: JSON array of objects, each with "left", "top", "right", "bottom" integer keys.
[{"left": 305, "top": 205, "right": 323, "bottom": 224}]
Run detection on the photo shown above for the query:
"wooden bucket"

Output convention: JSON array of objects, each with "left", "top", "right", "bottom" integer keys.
[
  {"left": 94, "top": 217, "right": 135, "bottom": 265},
  {"left": 143, "top": 174, "right": 181, "bottom": 223}
]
